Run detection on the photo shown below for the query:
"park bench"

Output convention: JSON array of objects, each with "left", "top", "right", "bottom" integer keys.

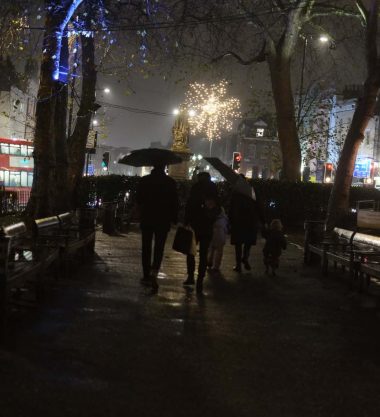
[
  {"left": 304, "top": 200, "right": 380, "bottom": 291},
  {"left": 55, "top": 210, "right": 96, "bottom": 273},
  {"left": 0, "top": 217, "right": 61, "bottom": 339}
]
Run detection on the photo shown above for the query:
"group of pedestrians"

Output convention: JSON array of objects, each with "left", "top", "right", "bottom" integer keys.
[{"left": 136, "top": 164, "right": 286, "bottom": 293}]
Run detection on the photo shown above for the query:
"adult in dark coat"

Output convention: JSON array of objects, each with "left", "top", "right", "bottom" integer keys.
[
  {"left": 184, "top": 172, "right": 218, "bottom": 292},
  {"left": 229, "top": 176, "right": 264, "bottom": 272},
  {"left": 136, "top": 165, "right": 179, "bottom": 291}
]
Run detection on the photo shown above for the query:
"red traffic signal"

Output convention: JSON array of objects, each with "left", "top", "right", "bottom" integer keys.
[{"left": 324, "top": 162, "right": 333, "bottom": 183}]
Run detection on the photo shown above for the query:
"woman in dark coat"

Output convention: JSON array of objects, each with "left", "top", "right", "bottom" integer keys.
[{"left": 228, "top": 176, "right": 264, "bottom": 272}]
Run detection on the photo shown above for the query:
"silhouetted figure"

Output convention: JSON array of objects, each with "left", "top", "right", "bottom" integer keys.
[
  {"left": 136, "top": 165, "right": 179, "bottom": 291},
  {"left": 262, "top": 219, "right": 287, "bottom": 276},
  {"left": 229, "top": 176, "right": 264, "bottom": 272},
  {"left": 184, "top": 172, "right": 218, "bottom": 293}
]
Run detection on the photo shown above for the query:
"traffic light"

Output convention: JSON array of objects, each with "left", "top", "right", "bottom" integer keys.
[
  {"left": 232, "top": 152, "right": 242, "bottom": 172},
  {"left": 324, "top": 162, "right": 333, "bottom": 183},
  {"left": 102, "top": 152, "right": 110, "bottom": 171}
]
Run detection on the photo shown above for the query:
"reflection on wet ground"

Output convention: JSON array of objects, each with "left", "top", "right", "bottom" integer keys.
[{"left": 1, "top": 230, "right": 380, "bottom": 417}]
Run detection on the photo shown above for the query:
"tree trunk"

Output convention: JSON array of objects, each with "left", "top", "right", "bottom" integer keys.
[
  {"left": 53, "top": 36, "right": 70, "bottom": 213},
  {"left": 268, "top": 51, "right": 301, "bottom": 181},
  {"left": 67, "top": 33, "right": 97, "bottom": 208},
  {"left": 326, "top": 79, "right": 380, "bottom": 229},
  {"left": 27, "top": 14, "right": 60, "bottom": 217},
  {"left": 27, "top": 0, "right": 84, "bottom": 217}
]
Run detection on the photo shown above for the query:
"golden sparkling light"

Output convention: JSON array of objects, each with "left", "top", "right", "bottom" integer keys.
[{"left": 182, "top": 80, "right": 241, "bottom": 142}]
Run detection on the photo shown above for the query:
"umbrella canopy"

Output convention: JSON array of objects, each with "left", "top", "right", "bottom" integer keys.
[
  {"left": 203, "top": 157, "right": 239, "bottom": 184},
  {"left": 118, "top": 148, "right": 183, "bottom": 167},
  {"left": 203, "top": 157, "right": 256, "bottom": 200}
]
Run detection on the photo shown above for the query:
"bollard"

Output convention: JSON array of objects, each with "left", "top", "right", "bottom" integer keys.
[{"left": 102, "top": 202, "right": 117, "bottom": 234}]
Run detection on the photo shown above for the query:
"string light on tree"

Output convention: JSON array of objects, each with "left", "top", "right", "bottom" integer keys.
[{"left": 182, "top": 80, "right": 241, "bottom": 155}]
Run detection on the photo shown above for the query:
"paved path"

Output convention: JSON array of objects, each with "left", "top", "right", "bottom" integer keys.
[{"left": 2, "top": 229, "right": 380, "bottom": 417}]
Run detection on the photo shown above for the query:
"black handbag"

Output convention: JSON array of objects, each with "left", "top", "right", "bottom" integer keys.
[{"left": 172, "top": 226, "right": 194, "bottom": 255}]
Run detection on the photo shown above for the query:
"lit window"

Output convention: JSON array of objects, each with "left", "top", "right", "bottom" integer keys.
[{"left": 256, "top": 128, "right": 264, "bottom": 137}]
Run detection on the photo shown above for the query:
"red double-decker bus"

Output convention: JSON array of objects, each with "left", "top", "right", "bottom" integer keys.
[{"left": 0, "top": 137, "right": 34, "bottom": 206}]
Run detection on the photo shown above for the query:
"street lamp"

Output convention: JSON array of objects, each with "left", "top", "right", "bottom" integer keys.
[
  {"left": 297, "top": 34, "right": 332, "bottom": 124},
  {"left": 93, "top": 119, "right": 99, "bottom": 126}
]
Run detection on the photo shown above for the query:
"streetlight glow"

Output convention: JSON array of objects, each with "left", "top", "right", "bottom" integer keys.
[
  {"left": 319, "top": 35, "right": 329, "bottom": 43},
  {"left": 104, "top": 87, "right": 111, "bottom": 94},
  {"left": 173, "top": 108, "right": 180, "bottom": 115},
  {"left": 93, "top": 119, "right": 99, "bottom": 126},
  {"left": 188, "top": 109, "right": 196, "bottom": 117}
]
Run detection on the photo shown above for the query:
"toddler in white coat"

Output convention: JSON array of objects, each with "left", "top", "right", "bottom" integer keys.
[{"left": 206, "top": 198, "right": 229, "bottom": 272}]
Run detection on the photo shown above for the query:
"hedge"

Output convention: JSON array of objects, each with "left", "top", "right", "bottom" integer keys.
[{"left": 78, "top": 175, "right": 380, "bottom": 227}]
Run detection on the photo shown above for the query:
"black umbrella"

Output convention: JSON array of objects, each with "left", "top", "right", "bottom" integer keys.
[
  {"left": 203, "top": 157, "right": 239, "bottom": 183},
  {"left": 203, "top": 157, "right": 256, "bottom": 200},
  {"left": 118, "top": 148, "right": 183, "bottom": 167}
]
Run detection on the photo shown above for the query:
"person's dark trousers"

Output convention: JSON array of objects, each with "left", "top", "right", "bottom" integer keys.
[
  {"left": 141, "top": 227, "right": 169, "bottom": 278},
  {"left": 235, "top": 244, "right": 251, "bottom": 265},
  {"left": 187, "top": 236, "right": 211, "bottom": 280}
]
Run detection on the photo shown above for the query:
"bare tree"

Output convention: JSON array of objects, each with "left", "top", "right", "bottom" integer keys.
[{"left": 163, "top": 0, "right": 358, "bottom": 181}]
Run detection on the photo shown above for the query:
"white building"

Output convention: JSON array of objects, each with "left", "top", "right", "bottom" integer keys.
[
  {"left": 0, "top": 85, "right": 36, "bottom": 140},
  {"left": 304, "top": 90, "right": 380, "bottom": 184}
]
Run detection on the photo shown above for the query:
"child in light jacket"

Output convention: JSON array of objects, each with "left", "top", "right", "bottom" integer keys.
[{"left": 206, "top": 197, "right": 229, "bottom": 272}]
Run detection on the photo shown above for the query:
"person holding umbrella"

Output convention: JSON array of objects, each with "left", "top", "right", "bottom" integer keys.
[
  {"left": 120, "top": 149, "right": 182, "bottom": 292},
  {"left": 229, "top": 175, "right": 265, "bottom": 272},
  {"left": 202, "top": 158, "right": 264, "bottom": 273},
  {"left": 136, "top": 164, "right": 179, "bottom": 291}
]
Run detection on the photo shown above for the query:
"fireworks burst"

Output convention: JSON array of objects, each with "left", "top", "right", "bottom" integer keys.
[{"left": 182, "top": 80, "right": 241, "bottom": 142}]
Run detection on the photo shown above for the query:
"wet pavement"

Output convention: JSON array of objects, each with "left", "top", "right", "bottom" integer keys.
[{"left": 2, "top": 228, "right": 380, "bottom": 417}]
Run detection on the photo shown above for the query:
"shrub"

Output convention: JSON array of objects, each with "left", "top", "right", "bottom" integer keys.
[{"left": 79, "top": 176, "right": 380, "bottom": 227}]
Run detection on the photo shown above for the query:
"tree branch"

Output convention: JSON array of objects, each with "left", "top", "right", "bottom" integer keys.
[
  {"left": 356, "top": 0, "right": 368, "bottom": 23},
  {"left": 309, "top": 3, "right": 360, "bottom": 20},
  {"left": 366, "top": 0, "right": 378, "bottom": 72},
  {"left": 211, "top": 42, "right": 266, "bottom": 65}
]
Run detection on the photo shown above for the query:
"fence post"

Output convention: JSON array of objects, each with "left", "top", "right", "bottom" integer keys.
[{"left": 0, "top": 229, "right": 11, "bottom": 342}]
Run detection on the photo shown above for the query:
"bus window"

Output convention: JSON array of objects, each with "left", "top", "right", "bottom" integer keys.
[
  {"left": 27, "top": 146, "right": 34, "bottom": 156},
  {"left": 21, "top": 171, "right": 28, "bottom": 187},
  {"left": 3, "top": 171, "right": 9, "bottom": 186},
  {"left": 1, "top": 144, "right": 9, "bottom": 154},
  {"left": 9, "top": 172, "right": 21, "bottom": 186},
  {"left": 9, "top": 145, "right": 21, "bottom": 156},
  {"left": 27, "top": 172, "right": 33, "bottom": 187},
  {"left": 21, "top": 145, "right": 28, "bottom": 156}
]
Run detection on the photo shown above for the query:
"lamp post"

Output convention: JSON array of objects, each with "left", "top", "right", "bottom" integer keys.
[{"left": 297, "top": 34, "right": 331, "bottom": 126}]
